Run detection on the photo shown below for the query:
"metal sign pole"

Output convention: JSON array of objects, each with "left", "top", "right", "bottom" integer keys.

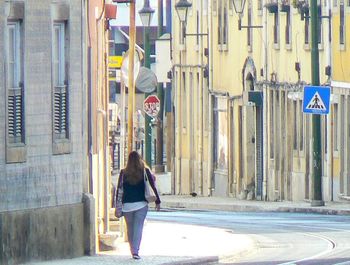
[{"left": 310, "top": 0, "right": 324, "bottom": 206}]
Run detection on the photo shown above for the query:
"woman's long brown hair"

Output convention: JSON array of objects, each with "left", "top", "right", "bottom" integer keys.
[{"left": 124, "top": 151, "right": 144, "bottom": 184}]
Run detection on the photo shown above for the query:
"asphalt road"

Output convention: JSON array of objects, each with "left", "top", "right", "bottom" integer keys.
[{"left": 148, "top": 210, "right": 350, "bottom": 265}]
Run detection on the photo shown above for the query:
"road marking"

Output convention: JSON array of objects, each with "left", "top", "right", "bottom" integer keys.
[{"left": 278, "top": 232, "right": 336, "bottom": 265}]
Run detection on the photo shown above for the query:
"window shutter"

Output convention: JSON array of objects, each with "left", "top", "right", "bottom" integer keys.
[
  {"left": 54, "top": 85, "right": 68, "bottom": 138},
  {"left": 8, "top": 87, "right": 23, "bottom": 143}
]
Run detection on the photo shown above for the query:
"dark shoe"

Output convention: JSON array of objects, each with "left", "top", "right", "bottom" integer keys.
[{"left": 132, "top": 254, "right": 141, "bottom": 260}]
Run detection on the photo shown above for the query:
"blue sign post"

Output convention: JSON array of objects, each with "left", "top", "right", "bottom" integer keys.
[{"left": 303, "top": 86, "right": 331, "bottom": 115}]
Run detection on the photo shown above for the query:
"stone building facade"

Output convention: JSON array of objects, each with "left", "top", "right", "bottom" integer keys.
[{"left": 0, "top": 0, "right": 90, "bottom": 263}]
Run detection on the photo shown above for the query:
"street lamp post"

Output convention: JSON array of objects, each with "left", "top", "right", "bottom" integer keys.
[
  {"left": 139, "top": 0, "right": 155, "bottom": 167},
  {"left": 155, "top": 0, "right": 165, "bottom": 173}
]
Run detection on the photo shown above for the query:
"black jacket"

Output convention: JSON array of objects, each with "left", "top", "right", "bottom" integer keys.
[{"left": 116, "top": 167, "right": 161, "bottom": 205}]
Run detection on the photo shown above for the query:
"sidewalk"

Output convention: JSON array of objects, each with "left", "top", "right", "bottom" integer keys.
[
  {"left": 160, "top": 195, "right": 350, "bottom": 215},
  {"left": 28, "top": 219, "right": 254, "bottom": 265}
]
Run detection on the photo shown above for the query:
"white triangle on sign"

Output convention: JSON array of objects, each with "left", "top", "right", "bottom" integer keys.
[{"left": 306, "top": 91, "right": 326, "bottom": 110}]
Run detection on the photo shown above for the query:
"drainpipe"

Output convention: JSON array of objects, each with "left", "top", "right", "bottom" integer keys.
[
  {"left": 207, "top": 0, "right": 214, "bottom": 196},
  {"left": 262, "top": 1, "right": 268, "bottom": 200},
  {"left": 326, "top": 0, "right": 333, "bottom": 201},
  {"left": 198, "top": 0, "right": 204, "bottom": 195},
  {"left": 104, "top": 28, "right": 110, "bottom": 233},
  {"left": 95, "top": 1, "right": 109, "bottom": 234},
  {"left": 176, "top": 19, "right": 182, "bottom": 194},
  {"left": 96, "top": 1, "right": 109, "bottom": 234},
  {"left": 176, "top": 57, "right": 182, "bottom": 194}
]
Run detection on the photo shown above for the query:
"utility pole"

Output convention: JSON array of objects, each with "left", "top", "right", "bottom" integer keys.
[
  {"left": 127, "top": 0, "right": 136, "bottom": 153},
  {"left": 155, "top": 0, "right": 165, "bottom": 172},
  {"left": 310, "top": 0, "right": 324, "bottom": 206}
]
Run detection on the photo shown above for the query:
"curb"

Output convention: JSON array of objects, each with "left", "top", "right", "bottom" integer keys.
[
  {"left": 161, "top": 201, "right": 350, "bottom": 216},
  {"left": 275, "top": 206, "right": 350, "bottom": 215},
  {"left": 162, "top": 256, "right": 219, "bottom": 265}
]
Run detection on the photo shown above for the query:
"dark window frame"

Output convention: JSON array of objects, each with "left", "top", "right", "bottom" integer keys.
[
  {"left": 52, "top": 21, "right": 70, "bottom": 140},
  {"left": 340, "top": 1, "right": 345, "bottom": 45},
  {"left": 6, "top": 20, "right": 24, "bottom": 144}
]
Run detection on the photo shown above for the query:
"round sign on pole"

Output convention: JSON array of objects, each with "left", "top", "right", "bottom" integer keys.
[
  {"left": 143, "top": 95, "right": 160, "bottom": 118},
  {"left": 136, "top": 67, "right": 157, "bottom": 93}
]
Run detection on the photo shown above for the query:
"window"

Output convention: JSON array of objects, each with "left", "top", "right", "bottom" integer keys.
[
  {"left": 318, "top": 5, "right": 323, "bottom": 44},
  {"left": 269, "top": 91, "right": 274, "bottom": 158},
  {"left": 223, "top": 1, "right": 228, "bottom": 46},
  {"left": 203, "top": 78, "right": 209, "bottom": 132},
  {"left": 333, "top": 104, "right": 339, "bottom": 152},
  {"left": 52, "top": 22, "right": 69, "bottom": 140},
  {"left": 182, "top": 72, "right": 187, "bottom": 129},
  {"left": 340, "top": 1, "right": 345, "bottom": 45},
  {"left": 299, "top": 101, "right": 304, "bottom": 151},
  {"left": 275, "top": 91, "right": 280, "bottom": 170},
  {"left": 196, "top": 11, "right": 200, "bottom": 45},
  {"left": 247, "top": 1, "right": 252, "bottom": 48},
  {"left": 273, "top": 13, "right": 279, "bottom": 45},
  {"left": 292, "top": 100, "right": 304, "bottom": 151},
  {"left": 197, "top": 73, "right": 200, "bottom": 130},
  {"left": 217, "top": 0, "right": 222, "bottom": 46},
  {"left": 175, "top": 71, "right": 179, "bottom": 130},
  {"left": 214, "top": 97, "right": 228, "bottom": 170},
  {"left": 6, "top": 21, "right": 24, "bottom": 144},
  {"left": 293, "top": 101, "right": 297, "bottom": 150},
  {"left": 217, "top": 0, "right": 228, "bottom": 50},
  {"left": 285, "top": 11, "right": 291, "bottom": 46},
  {"left": 304, "top": 17, "right": 310, "bottom": 45},
  {"left": 340, "top": 95, "right": 345, "bottom": 157}
]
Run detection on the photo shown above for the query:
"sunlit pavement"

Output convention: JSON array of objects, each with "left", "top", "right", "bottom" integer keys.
[
  {"left": 26, "top": 194, "right": 349, "bottom": 264},
  {"left": 27, "top": 220, "right": 254, "bottom": 265}
]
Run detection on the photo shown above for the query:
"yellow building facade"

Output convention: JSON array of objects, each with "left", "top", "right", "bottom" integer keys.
[
  {"left": 172, "top": 0, "right": 350, "bottom": 202},
  {"left": 331, "top": 0, "right": 350, "bottom": 200},
  {"left": 172, "top": 1, "right": 211, "bottom": 195}
]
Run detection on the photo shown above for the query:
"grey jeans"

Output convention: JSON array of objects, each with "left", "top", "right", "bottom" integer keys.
[{"left": 123, "top": 205, "right": 148, "bottom": 255}]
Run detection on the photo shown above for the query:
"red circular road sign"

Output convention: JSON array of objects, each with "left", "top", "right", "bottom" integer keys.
[{"left": 143, "top": 95, "right": 160, "bottom": 118}]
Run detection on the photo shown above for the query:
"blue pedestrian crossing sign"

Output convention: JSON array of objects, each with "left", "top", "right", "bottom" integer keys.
[{"left": 303, "top": 85, "right": 331, "bottom": 115}]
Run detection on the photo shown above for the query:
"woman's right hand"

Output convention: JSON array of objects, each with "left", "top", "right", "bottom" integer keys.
[{"left": 155, "top": 203, "right": 161, "bottom": 211}]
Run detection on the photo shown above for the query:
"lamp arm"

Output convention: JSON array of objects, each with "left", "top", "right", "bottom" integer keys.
[
  {"left": 238, "top": 17, "right": 263, "bottom": 31},
  {"left": 185, "top": 33, "right": 209, "bottom": 37}
]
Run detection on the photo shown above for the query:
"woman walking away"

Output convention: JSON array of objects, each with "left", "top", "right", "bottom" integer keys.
[{"left": 116, "top": 151, "right": 161, "bottom": 260}]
